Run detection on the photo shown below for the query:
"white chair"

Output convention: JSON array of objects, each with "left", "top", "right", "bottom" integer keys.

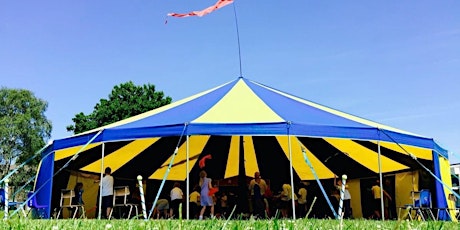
[
  {"left": 108, "top": 186, "right": 138, "bottom": 219},
  {"left": 56, "top": 189, "right": 85, "bottom": 219}
]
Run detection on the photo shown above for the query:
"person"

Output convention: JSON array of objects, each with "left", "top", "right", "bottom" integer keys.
[
  {"left": 334, "top": 174, "right": 351, "bottom": 218},
  {"left": 155, "top": 198, "right": 170, "bottom": 219},
  {"left": 69, "top": 182, "right": 84, "bottom": 217},
  {"left": 199, "top": 170, "right": 214, "bottom": 220},
  {"left": 297, "top": 182, "right": 307, "bottom": 218},
  {"left": 169, "top": 182, "right": 184, "bottom": 218},
  {"left": 220, "top": 191, "right": 228, "bottom": 218},
  {"left": 280, "top": 183, "right": 296, "bottom": 218},
  {"left": 97, "top": 167, "right": 114, "bottom": 219},
  {"left": 248, "top": 171, "right": 267, "bottom": 218},
  {"left": 371, "top": 180, "right": 392, "bottom": 219},
  {"left": 189, "top": 185, "right": 201, "bottom": 219},
  {"left": 383, "top": 179, "right": 395, "bottom": 219}
]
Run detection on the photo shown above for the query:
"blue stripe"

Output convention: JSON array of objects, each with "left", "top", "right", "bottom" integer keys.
[
  {"left": 245, "top": 79, "right": 370, "bottom": 128},
  {"left": 115, "top": 80, "right": 237, "bottom": 129}
]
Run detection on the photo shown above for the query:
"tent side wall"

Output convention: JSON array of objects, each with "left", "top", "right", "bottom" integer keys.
[
  {"left": 34, "top": 149, "right": 55, "bottom": 218},
  {"left": 434, "top": 152, "right": 457, "bottom": 221}
]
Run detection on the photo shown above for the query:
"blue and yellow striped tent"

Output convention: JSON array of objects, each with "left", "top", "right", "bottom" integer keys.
[{"left": 35, "top": 77, "right": 455, "bottom": 219}]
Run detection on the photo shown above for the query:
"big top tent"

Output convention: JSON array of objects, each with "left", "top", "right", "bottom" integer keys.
[{"left": 34, "top": 77, "right": 455, "bottom": 220}]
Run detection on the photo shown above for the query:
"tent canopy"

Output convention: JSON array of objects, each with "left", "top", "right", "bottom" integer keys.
[
  {"left": 53, "top": 77, "right": 445, "bottom": 153},
  {"left": 49, "top": 77, "right": 447, "bottom": 183}
]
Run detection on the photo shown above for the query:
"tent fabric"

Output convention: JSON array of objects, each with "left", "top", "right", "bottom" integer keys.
[
  {"left": 35, "top": 77, "right": 453, "bottom": 219},
  {"left": 51, "top": 77, "right": 447, "bottom": 157}
]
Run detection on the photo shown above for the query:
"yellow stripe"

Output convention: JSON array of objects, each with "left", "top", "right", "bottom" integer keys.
[
  {"left": 80, "top": 138, "right": 159, "bottom": 173},
  {"left": 224, "top": 136, "right": 240, "bottom": 178},
  {"left": 75, "top": 81, "right": 234, "bottom": 137},
  {"left": 372, "top": 141, "right": 433, "bottom": 160},
  {"left": 252, "top": 81, "right": 423, "bottom": 137},
  {"left": 325, "top": 138, "right": 409, "bottom": 173},
  {"left": 439, "top": 156, "right": 458, "bottom": 221},
  {"left": 193, "top": 80, "right": 284, "bottom": 123},
  {"left": 243, "top": 136, "right": 260, "bottom": 177},
  {"left": 276, "top": 136, "right": 335, "bottom": 180},
  {"left": 149, "top": 136, "right": 209, "bottom": 180},
  {"left": 55, "top": 143, "right": 101, "bottom": 161}
]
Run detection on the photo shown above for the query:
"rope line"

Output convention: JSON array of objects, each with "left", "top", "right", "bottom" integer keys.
[{"left": 147, "top": 124, "right": 188, "bottom": 219}]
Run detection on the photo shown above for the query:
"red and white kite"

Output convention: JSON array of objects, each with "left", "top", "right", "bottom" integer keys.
[{"left": 167, "top": 0, "right": 234, "bottom": 18}]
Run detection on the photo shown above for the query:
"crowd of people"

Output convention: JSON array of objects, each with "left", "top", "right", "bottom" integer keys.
[{"left": 66, "top": 166, "right": 396, "bottom": 220}]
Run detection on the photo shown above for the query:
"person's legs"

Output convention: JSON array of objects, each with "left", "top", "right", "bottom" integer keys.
[
  {"left": 344, "top": 199, "right": 351, "bottom": 218},
  {"left": 199, "top": 206, "right": 206, "bottom": 220},
  {"left": 210, "top": 205, "right": 214, "bottom": 217}
]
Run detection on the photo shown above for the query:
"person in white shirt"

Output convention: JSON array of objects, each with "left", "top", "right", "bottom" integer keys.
[
  {"left": 169, "top": 182, "right": 184, "bottom": 218},
  {"left": 334, "top": 174, "right": 351, "bottom": 218},
  {"left": 98, "top": 167, "right": 114, "bottom": 219}
]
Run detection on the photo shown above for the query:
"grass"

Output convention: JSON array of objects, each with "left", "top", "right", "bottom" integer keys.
[{"left": 0, "top": 218, "right": 455, "bottom": 230}]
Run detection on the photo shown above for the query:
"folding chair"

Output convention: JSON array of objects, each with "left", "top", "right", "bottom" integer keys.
[
  {"left": 27, "top": 191, "right": 48, "bottom": 219},
  {"left": 0, "top": 188, "right": 26, "bottom": 217},
  {"left": 411, "top": 189, "right": 435, "bottom": 221},
  {"left": 108, "top": 186, "right": 138, "bottom": 219},
  {"left": 56, "top": 189, "right": 85, "bottom": 219}
]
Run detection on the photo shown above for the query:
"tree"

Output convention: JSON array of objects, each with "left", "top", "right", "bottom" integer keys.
[
  {"left": 0, "top": 87, "right": 52, "bottom": 185},
  {"left": 67, "top": 81, "right": 172, "bottom": 134}
]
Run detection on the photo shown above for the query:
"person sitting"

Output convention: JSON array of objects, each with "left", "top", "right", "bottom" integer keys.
[{"left": 189, "top": 185, "right": 201, "bottom": 219}]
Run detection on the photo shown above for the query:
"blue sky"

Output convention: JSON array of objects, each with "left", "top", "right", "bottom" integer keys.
[{"left": 1, "top": 1, "right": 459, "bottom": 163}]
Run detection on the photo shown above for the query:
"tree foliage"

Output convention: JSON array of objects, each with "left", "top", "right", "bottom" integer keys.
[
  {"left": 67, "top": 81, "right": 172, "bottom": 134},
  {"left": 0, "top": 87, "right": 52, "bottom": 185}
]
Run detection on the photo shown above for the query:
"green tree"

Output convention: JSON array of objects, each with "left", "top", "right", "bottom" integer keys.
[
  {"left": 67, "top": 81, "right": 172, "bottom": 134},
  {"left": 0, "top": 87, "right": 52, "bottom": 185}
]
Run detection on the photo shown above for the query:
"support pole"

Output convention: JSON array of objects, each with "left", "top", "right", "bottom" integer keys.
[
  {"left": 186, "top": 135, "right": 190, "bottom": 220},
  {"left": 287, "top": 128, "right": 296, "bottom": 219},
  {"left": 377, "top": 135, "right": 385, "bottom": 221},
  {"left": 98, "top": 142, "right": 105, "bottom": 219},
  {"left": 137, "top": 175, "right": 147, "bottom": 219},
  {"left": 3, "top": 178, "right": 9, "bottom": 219},
  {"left": 338, "top": 174, "right": 348, "bottom": 219}
]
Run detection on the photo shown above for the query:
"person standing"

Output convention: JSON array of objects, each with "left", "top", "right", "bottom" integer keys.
[
  {"left": 335, "top": 174, "right": 351, "bottom": 218},
  {"left": 199, "top": 170, "right": 214, "bottom": 220},
  {"left": 169, "top": 182, "right": 184, "bottom": 218},
  {"left": 98, "top": 167, "right": 114, "bottom": 219},
  {"left": 297, "top": 182, "right": 308, "bottom": 218},
  {"left": 249, "top": 172, "right": 267, "bottom": 218},
  {"left": 371, "top": 180, "right": 391, "bottom": 219}
]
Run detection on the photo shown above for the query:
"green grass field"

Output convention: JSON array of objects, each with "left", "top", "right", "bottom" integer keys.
[{"left": 0, "top": 218, "right": 456, "bottom": 230}]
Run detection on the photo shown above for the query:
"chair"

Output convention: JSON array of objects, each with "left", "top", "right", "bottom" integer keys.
[
  {"left": 0, "top": 188, "right": 26, "bottom": 217},
  {"left": 27, "top": 191, "right": 48, "bottom": 219},
  {"left": 411, "top": 189, "right": 435, "bottom": 221},
  {"left": 56, "top": 189, "right": 85, "bottom": 219},
  {"left": 108, "top": 186, "right": 138, "bottom": 219}
]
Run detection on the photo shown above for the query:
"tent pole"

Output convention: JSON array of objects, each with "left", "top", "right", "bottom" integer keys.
[
  {"left": 186, "top": 135, "right": 190, "bottom": 220},
  {"left": 288, "top": 128, "right": 296, "bottom": 219},
  {"left": 98, "top": 142, "right": 105, "bottom": 220},
  {"left": 377, "top": 132, "right": 385, "bottom": 221}
]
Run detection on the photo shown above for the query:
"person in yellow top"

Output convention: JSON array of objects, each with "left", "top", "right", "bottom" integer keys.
[
  {"left": 249, "top": 172, "right": 267, "bottom": 218},
  {"left": 371, "top": 180, "right": 392, "bottom": 219},
  {"left": 297, "top": 182, "right": 308, "bottom": 218},
  {"left": 280, "top": 183, "right": 297, "bottom": 218},
  {"left": 189, "top": 185, "right": 201, "bottom": 219}
]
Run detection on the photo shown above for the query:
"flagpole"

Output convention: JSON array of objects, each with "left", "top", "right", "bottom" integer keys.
[{"left": 232, "top": 2, "right": 243, "bottom": 77}]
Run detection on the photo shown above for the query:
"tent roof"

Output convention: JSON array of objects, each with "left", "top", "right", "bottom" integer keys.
[{"left": 53, "top": 77, "right": 447, "bottom": 157}]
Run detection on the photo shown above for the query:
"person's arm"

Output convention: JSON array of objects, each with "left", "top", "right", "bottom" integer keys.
[
  {"left": 383, "top": 190, "right": 392, "bottom": 201},
  {"left": 334, "top": 174, "right": 337, "bottom": 186},
  {"left": 208, "top": 179, "right": 213, "bottom": 189}
]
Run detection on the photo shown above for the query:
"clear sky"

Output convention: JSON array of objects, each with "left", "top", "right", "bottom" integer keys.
[{"left": 1, "top": 1, "right": 459, "bottom": 163}]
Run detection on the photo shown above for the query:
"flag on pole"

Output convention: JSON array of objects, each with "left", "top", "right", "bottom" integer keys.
[{"left": 167, "top": 0, "right": 234, "bottom": 18}]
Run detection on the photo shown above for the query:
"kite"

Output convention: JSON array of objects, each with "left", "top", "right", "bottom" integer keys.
[{"left": 167, "top": 0, "right": 233, "bottom": 18}]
